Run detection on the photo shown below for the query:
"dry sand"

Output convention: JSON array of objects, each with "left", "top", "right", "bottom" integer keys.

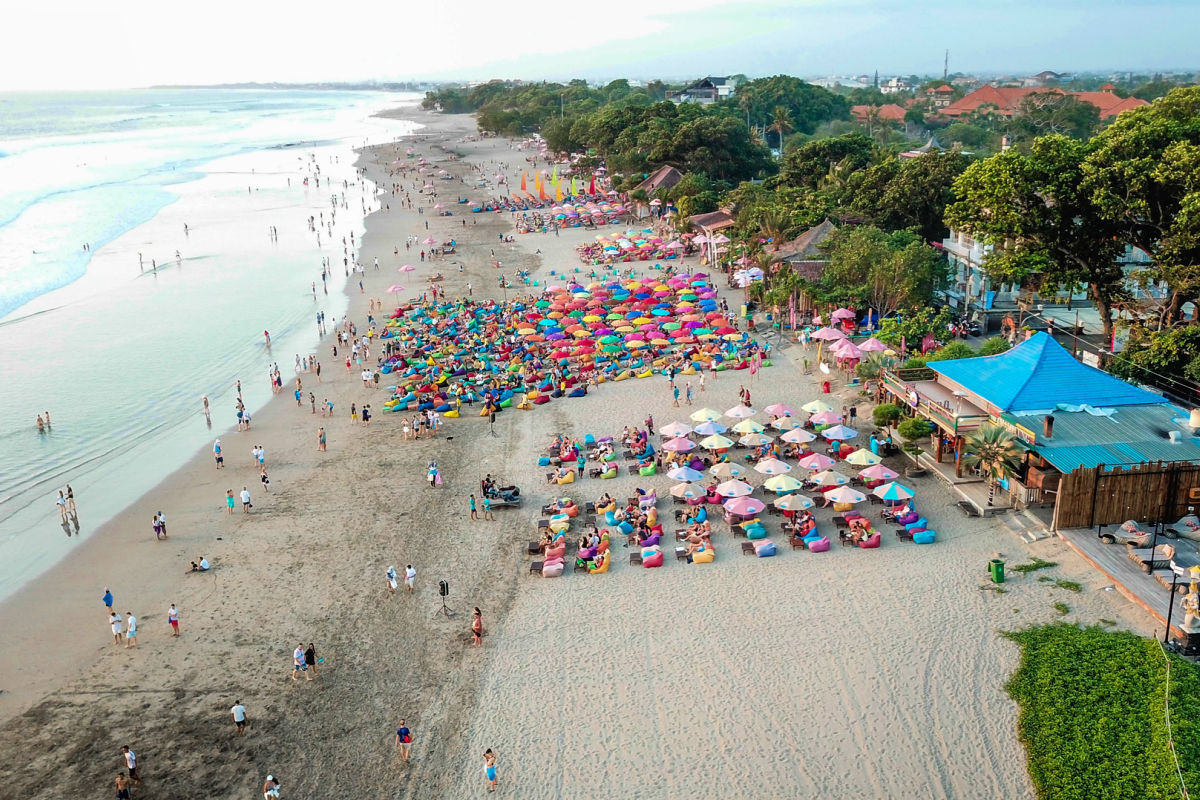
[{"left": 0, "top": 108, "right": 1155, "bottom": 799}]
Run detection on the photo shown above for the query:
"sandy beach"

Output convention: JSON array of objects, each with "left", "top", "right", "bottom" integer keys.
[{"left": 0, "top": 107, "right": 1159, "bottom": 799}]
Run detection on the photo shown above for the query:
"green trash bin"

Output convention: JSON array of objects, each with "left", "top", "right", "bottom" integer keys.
[{"left": 989, "top": 558, "right": 1005, "bottom": 584}]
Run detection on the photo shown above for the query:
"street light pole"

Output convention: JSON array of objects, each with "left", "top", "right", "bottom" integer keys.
[{"left": 1164, "top": 570, "right": 1180, "bottom": 644}]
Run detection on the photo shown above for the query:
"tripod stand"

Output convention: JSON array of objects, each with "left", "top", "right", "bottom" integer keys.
[
  {"left": 436, "top": 580, "right": 454, "bottom": 616},
  {"left": 437, "top": 595, "right": 454, "bottom": 616}
]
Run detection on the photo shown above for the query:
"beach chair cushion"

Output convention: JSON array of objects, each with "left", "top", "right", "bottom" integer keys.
[
  {"left": 754, "top": 540, "right": 777, "bottom": 557},
  {"left": 691, "top": 547, "right": 715, "bottom": 563},
  {"left": 913, "top": 530, "right": 936, "bottom": 545},
  {"left": 858, "top": 533, "right": 882, "bottom": 549},
  {"left": 642, "top": 550, "right": 664, "bottom": 568},
  {"left": 555, "top": 472, "right": 575, "bottom": 485},
  {"left": 807, "top": 536, "right": 831, "bottom": 552},
  {"left": 542, "top": 561, "right": 564, "bottom": 577}
]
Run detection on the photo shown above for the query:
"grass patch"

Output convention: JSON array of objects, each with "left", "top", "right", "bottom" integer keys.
[
  {"left": 1099, "top": 618, "right": 1117, "bottom": 626},
  {"left": 1004, "top": 624, "right": 1200, "bottom": 799},
  {"left": 1011, "top": 557, "right": 1058, "bottom": 574},
  {"left": 1053, "top": 602, "right": 1071, "bottom": 615},
  {"left": 1055, "top": 580, "right": 1083, "bottom": 593},
  {"left": 1038, "top": 576, "right": 1054, "bottom": 583}
]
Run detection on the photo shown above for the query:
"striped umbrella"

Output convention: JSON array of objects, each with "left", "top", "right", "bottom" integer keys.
[{"left": 873, "top": 482, "right": 915, "bottom": 501}]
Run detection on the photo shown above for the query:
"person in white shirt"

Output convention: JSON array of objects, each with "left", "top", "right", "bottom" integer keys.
[
  {"left": 292, "top": 643, "right": 311, "bottom": 681},
  {"left": 124, "top": 613, "right": 137, "bottom": 648},
  {"left": 110, "top": 612, "right": 124, "bottom": 645},
  {"left": 405, "top": 565, "right": 416, "bottom": 593},
  {"left": 240, "top": 487, "right": 252, "bottom": 513},
  {"left": 231, "top": 700, "right": 247, "bottom": 735},
  {"left": 386, "top": 566, "right": 398, "bottom": 594}
]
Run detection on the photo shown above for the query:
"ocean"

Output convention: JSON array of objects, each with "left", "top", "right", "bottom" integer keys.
[{"left": 0, "top": 88, "right": 421, "bottom": 599}]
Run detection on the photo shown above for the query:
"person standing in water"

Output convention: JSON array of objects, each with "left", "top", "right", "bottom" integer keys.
[{"left": 202, "top": 396, "right": 211, "bottom": 422}]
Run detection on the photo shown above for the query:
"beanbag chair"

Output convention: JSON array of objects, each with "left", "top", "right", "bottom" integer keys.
[
  {"left": 913, "top": 530, "right": 936, "bottom": 544},
  {"left": 639, "top": 533, "right": 661, "bottom": 548},
  {"left": 639, "top": 464, "right": 657, "bottom": 477},
  {"left": 538, "top": 457, "right": 551, "bottom": 467},
  {"left": 694, "top": 507, "right": 707, "bottom": 523},
  {"left": 555, "top": 471, "right": 575, "bottom": 485},
  {"left": 617, "top": 521, "right": 634, "bottom": 535},
  {"left": 905, "top": 517, "right": 928, "bottom": 531},
  {"left": 858, "top": 533, "right": 882, "bottom": 549},
  {"left": 691, "top": 547, "right": 715, "bottom": 563},
  {"left": 646, "top": 508, "right": 658, "bottom": 526},
  {"left": 434, "top": 404, "right": 452, "bottom": 413},
  {"left": 600, "top": 468, "right": 617, "bottom": 479},
  {"left": 596, "top": 539, "right": 609, "bottom": 555},
  {"left": 568, "top": 388, "right": 586, "bottom": 398},
  {"left": 563, "top": 503, "right": 579, "bottom": 518},
  {"left": 542, "top": 561, "right": 564, "bottom": 577},
  {"left": 549, "top": 516, "right": 570, "bottom": 533},
  {"left": 532, "top": 395, "right": 550, "bottom": 405},
  {"left": 745, "top": 524, "right": 767, "bottom": 540},
  {"left": 444, "top": 409, "right": 459, "bottom": 418},
  {"left": 602, "top": 452, "right": 617, "bottom": 462},
  {"left": 596, "top": 502, "right": 615, "bottom": 515},
  {"left": 807, "top": 536, "right": 831, "bottom": 552},
  {"left": 578, "top": 546, "right": 597, "bottom": 561},
  {"left": 636, "top": 370, "right": 653, "bottom": 379},
  {"left": 755, "top": 540, "right": 777, "bottom": 557},
  {"left": 588, "top": 554, "right": 610, "bottom": 574},
  {"left": 604, "top": 510, "right": 617, "bottom": 525},
  {"left": 642, "top": 550, "right": 664, "bottom": 568},
  {"left": 544, "top": 545, "right": 565, "bottom": 561}
]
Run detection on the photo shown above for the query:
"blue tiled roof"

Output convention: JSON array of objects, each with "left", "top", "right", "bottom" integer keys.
[
  {"left": 1010, "top": 404, "right": 1200, "bottom": 471},
  {"left": 930, "top": 333, "right": 1166, "bottom": 413}
]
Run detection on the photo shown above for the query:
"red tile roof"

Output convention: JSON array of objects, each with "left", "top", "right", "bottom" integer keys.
[
  {"left": 850, "top": 103, "right": 907, "bottom": 122},
  {"left": 940, "top": 85, "right": 1149, "bottom": 119}
]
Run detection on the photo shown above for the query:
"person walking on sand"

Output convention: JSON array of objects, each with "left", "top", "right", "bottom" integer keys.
[
  {"left": 317, "top": 427, "right": 327, "bottom": 451},
  {"left": 305, "top": 643, "right": 319, "bottom": 676},
  {"left": 110, "top": 611, "right": 124, "bottom": 645},
  {"left": 115, "top": 771, "right": 131, "bottom": 800},
  {"left": 124, "top": 612, "right": 137, "bottom": 648},
  {"left": 214, "top": 438, "right": 224, "bottom": 469},
  {"left": 103, "top": 587, "right": 114, "bottom": 611},
  {"left": 472, "top": 607, "right": 483, "bottom": 647},
  {"left": 225, "top": 489, "right": 235, "bottom": 514},
  {"left": 292, "top": 643, "right": 311, "bottom": 681},
  {"left": 395, "top": 720, "right": 413, "bottom": 761},
  {"left": 240, "top": 486, "right": 252, "bottom": 513},
  {"left": 386, "top": 565, "right": 398, "bottom": 595},
  {"left": 156, "top": 511, "right": 167, "bottom": 538},
  {"left": 168, "top": 603, "right": 180, "bottom": 636},
  {"left": 231, "top": 699, "right": 248, "bottom": 735},
  {"left": 202, "top": 395, "right": 211, "bottom": 422},
  {"left": 484, "top": 749, "right": 498, "bottom": 792},
  {"left": 405, "top": 564, "right": 416, "bottom": 593},
  {"left": 122, "top": 746, "right": 140, "bottom": 786},
  {"left": 66, "top": 484, "right": 76, "bottom": 515},
  {"left": 263, "top": 775, "right": 280, "bottom": 799},
  {"left": 469, "top": 494, "right": 478, "bottom": 521},
  {"left": 56, "top": 491, "right": 68, "bottom": 522}
]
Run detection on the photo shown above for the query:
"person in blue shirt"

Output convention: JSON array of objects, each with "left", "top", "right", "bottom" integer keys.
[{"left": 395, "top": 720, "right": 413, "bottom": 761}]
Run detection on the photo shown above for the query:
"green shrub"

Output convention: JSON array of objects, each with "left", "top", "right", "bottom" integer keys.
[
  {"left": 896, "top": 418, "right": 933, "bottom": 440},
  {"left": 927, "top": 341, "right": 977, "bottom": 361},
  {"left": 1004, "top": 624, "right": 1200, "bottom": 798},
  {"left": 900, "top": 356, "right": 927, "bottom": 369},
  {"left": 979, "top": 336, "right": 1012, "bottom": 356},
  {"left": 872, "top": 403, "right": 902, "bottom": 428},
  {"left": 1053, "top": 602, "right": 1071, "bottom": 615}
]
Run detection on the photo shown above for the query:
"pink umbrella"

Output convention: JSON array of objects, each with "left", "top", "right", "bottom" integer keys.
[
  {"left": 663, "top": 437, "right": 697, "bottom": 452},
  {"left": 386, "top": 284, "right": 406, "bottom": 293},
  {"left": 832, "top": 339, "right": 864, "bottom": 359},
  {"left": 399, "top": 265, "right": 416, "bottom": 272},
  {"left": 811, "top": 327, "right": 846, "bottom": 341},
  {"left": 781, "top": 428, "right": 817, "bottom": 444},
  {"left": 723, "top": 496, "right": 765, "bottom": 516},
  {"left": 859, "top": 337, "right": 889, "bottom": 352},
  {"left": 831, "top": 308, "right": 856, "bottom": 320},
  {"left": 753, "top": 458, "right": 792, "bottom": 475},
  {"left": 798, "top": 452, "right": 835, "bottom": 470},
  {"left": 860, "top": 463, "right": 899, "bottom": 481},
  {"left": 422, "top": 237, "right": 436, "bottom": 245},
  {"left": 810, "top": 410, "right": 842, "bottom": 425},
  {"left": 762, "top": 403, "right": 795, "bottom": 417}
]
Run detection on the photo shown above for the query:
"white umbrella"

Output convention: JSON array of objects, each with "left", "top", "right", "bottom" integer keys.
[
  {"left": 754, "top": 458, "right": 792, "bottom": 475},
  {"left": 822, "top": 425, "right": 859, "bottom": 441},
  {"left": 774, "top": 493, "right": 815, "bottom": 511},
  {"left": 659, "top": 421, "right": 693, "bottom": 438},
  {"left": 810, "top": 470, "right": 850, "bottom": 486},
  {"left": 824, "top": 486, "right": 866, "bottom": 504},
  {"left": 781, "top": 428, "right": 817, "bottom": 444},
  {"left": 725, "top": 404, "right": 757, "bottom": 419},
  {"left": 716, "top": 479, "right": 754, "bottom": 498},
  {"left": 739, "top": 433, "right": 774, "bottom": 447},
  {"left": 667, "top": 466, "right": 705, "bottom": 482},
  {"left": 709, "top": 463, "right": 745, "bottom": 480},
  {"left": 801, "top": 399, "right": 834, "bottom": 414},
  {"left": 670, "top": 483, "right": 704, "bottom": 499}
]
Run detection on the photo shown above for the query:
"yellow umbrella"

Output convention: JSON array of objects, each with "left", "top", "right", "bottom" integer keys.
[
  {"left": 690, "top": 407, "right": 722, "bottom": 422},
  {"left": 802, "top": 399, "right": 834, "bottom": 414},
  {"left": 517, "top": 327, "right": 536, "bottom": 335},
  {"left": 700, "top": 434, "right": 734, "bottom": 450},
  {"left": 731, "top": 419, "right": 765, "bottom": 434},
  {"left": 763, "top": 475, "right": 803, "bottom": 492},
  {"left": 583, "top": 315, "right": 602, "bottom": 322},
  {"left": 844, "top": 448, "right": 882, "bottom": 466}
]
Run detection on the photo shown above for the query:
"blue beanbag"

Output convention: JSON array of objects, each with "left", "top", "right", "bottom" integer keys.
[
  {"left": 756, "top": 541, "right": 777, "bottom": 557},
  {"left": 913, "top": 530, "right": 936, "bottom": 544},
  {"left": 538, "top": 457, "right": 551, "bottom": 467},
  {"left": 618, "top": 521, "right": 634, "bottom": 535}
]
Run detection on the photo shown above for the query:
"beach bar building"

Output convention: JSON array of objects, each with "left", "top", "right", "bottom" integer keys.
[{"left": 881, "top": 332, "right": 1200, "bottom": 528}]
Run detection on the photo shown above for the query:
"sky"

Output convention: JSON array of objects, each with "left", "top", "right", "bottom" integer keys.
[{"left": 4, "top": 0, "right": 1198, "bottom": 90}]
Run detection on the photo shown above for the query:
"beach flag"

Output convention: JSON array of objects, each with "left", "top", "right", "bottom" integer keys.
[
  {"left": 571, "top": 177, "right": 577, "bottom": 196},
  {"left": 555, "top": 181, "right": 563, "bottom": 202},
  {"left": 588, "top": 175, "right": 596, "bottom": 195},
  {"left": 520, "top": 172, "right": 527, "bottom": 191},
  {"left": 551, "top": 165, "right": 558, "bottom": 185}
]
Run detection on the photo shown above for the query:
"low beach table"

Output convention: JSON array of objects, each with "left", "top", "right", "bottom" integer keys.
[{"left": 675, "top": 546, "right": 688, "bottom": 562}]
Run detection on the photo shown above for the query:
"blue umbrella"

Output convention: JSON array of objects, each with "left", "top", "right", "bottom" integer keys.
[
  {"left": 821, "top": 424, "right": 859, "bottom": 440},
  {"left": 667, "top": 466, "right": 705, "bottom": 482},
  {"left": 872, "top": 482, "right": 915, "bottom": 501}
]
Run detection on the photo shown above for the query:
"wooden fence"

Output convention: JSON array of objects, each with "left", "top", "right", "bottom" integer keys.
[{"left": 1053, "top": 462, "right": 1200, "bottom": 529}]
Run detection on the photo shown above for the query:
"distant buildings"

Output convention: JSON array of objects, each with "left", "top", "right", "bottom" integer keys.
[
  {"left": 924, "top": 84, "right": 956, "bottom": 109},
  {"left": 668, "top": 77, "right": 737, "bottom": 104},
  {"left": 632, "top": 165, "right": 683, "bottom": 196},
  {"left": 850, "top": 103, "right": 907, "bottom": 123},
  {"left": 879, "top": 77, "right": 912, "bottom": 95}
]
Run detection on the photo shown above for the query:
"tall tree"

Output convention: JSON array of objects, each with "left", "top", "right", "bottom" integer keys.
[
  {"left": 775, "top": 133, "right": 875, "bottom": 190},
  {"left": 768, "top": 106, "right": 794, "bottom": 152},
  {"left": 817, "top": 227, "right": 946, "bottom": 317},
  {"left": 946, "top": 134, "right": 1126, "bottom": 339},
  {"left": 1083, "top": 86, "right": 1200, "bottom": 325}
]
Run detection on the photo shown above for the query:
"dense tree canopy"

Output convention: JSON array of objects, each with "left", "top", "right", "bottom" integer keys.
[
  {"left": 946, "top": 135, "right": 1127, "bottom": 338},
  {"left": 727, "top": 75, "right": 849, "bottom": 136}
]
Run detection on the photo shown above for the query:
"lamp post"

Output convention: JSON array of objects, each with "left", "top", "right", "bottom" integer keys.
[{"left": 1164, "top": 570, "right": 1180, "bottom": 645}]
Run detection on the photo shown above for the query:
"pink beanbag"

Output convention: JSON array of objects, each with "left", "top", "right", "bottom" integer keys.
[
  {"left": 542, "top": 561, "right": 564, "bottom": 577},
  {"left": 642, "top": 551, "right": 664, "bottom": 568}
]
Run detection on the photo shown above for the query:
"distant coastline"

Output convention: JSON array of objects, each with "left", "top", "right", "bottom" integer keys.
[{"left": 146, "top": 81, "right": 434, "bottom": 92}]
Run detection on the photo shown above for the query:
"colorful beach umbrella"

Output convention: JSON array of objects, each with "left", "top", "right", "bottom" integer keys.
[
  {"left": 781, "top": 428, "right": 817, "bottom": 444},
  {"left": 716, "top": 479, "right": 753, "bottom": 498},
  {"left": 810, "top": 470, "right": 850, "bottom": 486},
  {"left": 670, "top": 483, "right": 703, "bottom": 499},
  {"left": 659, "top": 421, "right": 693, "bottom": 438},
  {"left": 723, "top": 496, "right": 765, "bottom": 516},
  {"left": 689, "top": 407, "right": 723, "bottom": 423},
  {"left": 824, "top": 486, "right": 866, "bottom": 504},
  {"left": 822, "top": 425, "right": 859, "bottom": 441},
  {"left": 667, "top": 466, "right": 705, "bottom": 482},
  {"left": 731, "top": 419, "right": 765, "bottom": 434},
  {"left": 774, "top": 493, "right": 814, "bottom": 511},
  {"left": 797, "top": 452, "right": 835, "bottom": 471},
  {"left": 739, "top": 432, "right": 774, "bottom": 447},
  {"left": 699, "top": 434, "right": 734, "bottom": 450},
  {"left": 663, "top": 436, "right": 697, "bottom": 452},
  {"left": 762, "top": 403, "right": 796, "bottom": 418},
  {"left": 763, "top": 474, "right": 803, "bottom": 493},
  {"left": 754, "top": 458, "right": 792, "bottom": 476},
  {"left": 725, "top": 404, "right": 756, "bottom": 419},
  {"left": 873, "top": 482, "right": 915, "bottom": 501},
  {"left": 859, "top": 464, "right": 899, "bottom": 482},
  {"left": 693, "top": 420, "right": 728, "bottom": 435},
  {"left": 801, "top": 400, "right": 834, "bottom": 414},
  {"left": 844, "top": 448, "right": 882, "bottom": 466},
  {"left": 709, "top": 462, "right": 744, "bottom": 480}
]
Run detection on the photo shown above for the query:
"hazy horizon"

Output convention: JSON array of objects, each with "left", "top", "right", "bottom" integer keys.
[{"left": 5, "top": 0, "right": 1198, "bottom": 91}]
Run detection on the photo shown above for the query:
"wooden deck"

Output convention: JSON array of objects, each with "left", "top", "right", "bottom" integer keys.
[{"left": 1058, "top": 527, "right": 1196, "bottom": 638}]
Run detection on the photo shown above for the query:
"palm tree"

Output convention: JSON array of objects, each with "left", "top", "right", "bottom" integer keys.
[
  {"left": 961, "top": 424, "right": 1023, "bottom": 505},
  {"left": 767, "top": 106, "right": 794, "bottom": 153},
  {"left": 758, "top": 207, "right": 790, "bottom": 251}
]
